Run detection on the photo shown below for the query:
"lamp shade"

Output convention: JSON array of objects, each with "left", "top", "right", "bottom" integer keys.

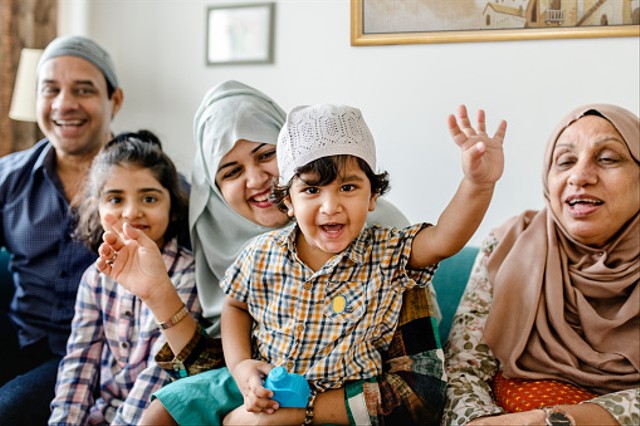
[{"left": 9, "top": 48, "right": 44, "bottom": 122}]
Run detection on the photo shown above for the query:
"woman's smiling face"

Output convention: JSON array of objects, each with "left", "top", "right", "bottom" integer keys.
[
  {"left": 548, "top": 115, "right": 640, "bottom": 247},
  {"left": 215, "top": 139, "right": 289, "bottom": 228}
]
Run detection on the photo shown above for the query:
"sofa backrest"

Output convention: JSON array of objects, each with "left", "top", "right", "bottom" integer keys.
[{"left": 432, "top": 246, "right": 479, "bottom": 344}]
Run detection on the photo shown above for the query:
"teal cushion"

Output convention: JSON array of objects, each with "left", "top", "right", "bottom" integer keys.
[
  {"left": 432, "top": 246, "right": 479, "bottom": 343},
  {"left": 1, "top": 247, "right": 14, "bottom": 311}
]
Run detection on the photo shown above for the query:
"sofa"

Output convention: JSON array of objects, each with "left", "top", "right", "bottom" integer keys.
[
  {"left": 0, "top": 246, "right": 479, "bottom": 343},
  {"left": 431, "top": 246, "right": 478, "bottom": 343}
]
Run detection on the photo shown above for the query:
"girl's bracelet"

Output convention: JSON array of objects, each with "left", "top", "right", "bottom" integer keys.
[{"left": 156, "top": 303, "right": 188, "bottom": 330}]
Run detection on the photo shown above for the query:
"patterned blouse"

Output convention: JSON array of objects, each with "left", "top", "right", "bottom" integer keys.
[{"left": 442, "top": 233, "right": 640, "bottom": 426}]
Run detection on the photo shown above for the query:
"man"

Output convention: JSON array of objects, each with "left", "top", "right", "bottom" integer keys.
[{"left": 0, "top": 35, "right": 124, "bottom": 424}]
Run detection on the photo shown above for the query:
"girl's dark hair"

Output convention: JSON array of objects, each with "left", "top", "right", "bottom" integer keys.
[
  {"left": 73, "top": 130, "right": 189, "bottom": 252},
  {"left": 270, "top": 155, "right": 390, "bottom": 212}
]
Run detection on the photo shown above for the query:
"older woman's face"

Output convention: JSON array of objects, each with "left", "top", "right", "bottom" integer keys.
[
  {"left": 215, "top": 139, "right": 289, "bottom": 228},
  {"left": 548, "top": 115, "right": 639, "bottom": 247}
]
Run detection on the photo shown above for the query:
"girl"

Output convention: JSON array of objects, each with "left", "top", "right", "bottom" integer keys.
[{"left": 49, "top": 130, "right": 200, "bottom": 426}]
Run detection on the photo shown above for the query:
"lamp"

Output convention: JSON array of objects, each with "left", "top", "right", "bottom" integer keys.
[{"left": 9, "top": 48, "right": 44, "bottom": 122}]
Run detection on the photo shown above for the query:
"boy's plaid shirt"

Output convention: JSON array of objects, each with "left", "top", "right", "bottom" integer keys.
[{"left": 222, "top": 222, "right": 436, "bottom": 391}]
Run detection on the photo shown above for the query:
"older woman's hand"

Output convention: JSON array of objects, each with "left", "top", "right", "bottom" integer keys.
[
  {"left": 468, "top": 410, "right": 546, "bottom": 425},
  {"left": 448, "top": 104, "right": 507, "bottom": 187}
]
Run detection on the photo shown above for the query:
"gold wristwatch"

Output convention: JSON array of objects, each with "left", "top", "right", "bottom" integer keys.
[{"left": 543, "top": 407, "right": 576, "bottom": 426}]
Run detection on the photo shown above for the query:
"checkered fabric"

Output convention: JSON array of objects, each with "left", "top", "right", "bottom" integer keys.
[{"left": 221, "top": 222, "right": 436, "bottom": 391}]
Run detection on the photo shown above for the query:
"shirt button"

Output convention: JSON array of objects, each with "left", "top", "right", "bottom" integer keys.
[
  {"left": 121, "top": 342, "right": 129, "bottom": 349},
  {"left": 286, "top": 361, "right": 294, "bottom": 371},
  {"left": 304, "top": 283, "right": 312, "bottom": 290},
  {"left": 124, "top": 311, "right": 132, "bottom": 317},
  {"left": 296, "top": 324, "right": 304, "bottom": 333}
]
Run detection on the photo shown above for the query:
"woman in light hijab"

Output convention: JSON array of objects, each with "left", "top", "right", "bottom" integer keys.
[
  {"left": 443, "top": 104, "right": 639, "bottom": 426},
  {"left": 101, "top": 81, "right": 446, "bottom": 425}
]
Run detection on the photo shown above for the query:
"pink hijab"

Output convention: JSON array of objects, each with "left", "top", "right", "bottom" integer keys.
[{"left": 484, "top": 104, "right": 639, "bottom": 394}]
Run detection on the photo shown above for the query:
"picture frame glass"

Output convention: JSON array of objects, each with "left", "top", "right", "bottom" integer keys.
[{"left": 207, "top": 3, "right": 274, "bottom": 65}]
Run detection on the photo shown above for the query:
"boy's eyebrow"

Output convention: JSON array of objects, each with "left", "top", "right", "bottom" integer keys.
[
  {"left": 296, "top": 173, "right": 367, "bottom": 185},
  {"left": 340, "top": 174, "right": 366, "bottom": 182}
]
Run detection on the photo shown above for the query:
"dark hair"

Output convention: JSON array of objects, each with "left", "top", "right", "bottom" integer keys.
[
  {"left": 270, "top": 155, "right": 390, "bottom": 212},
  {"left": 73, "top": 130, "right": 189, "bottom": 252},
  {"left": 106, "top": 81, "right": 116, "bottom": 98}
]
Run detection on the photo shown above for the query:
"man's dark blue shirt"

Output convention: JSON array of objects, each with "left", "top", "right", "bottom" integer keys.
[{"left": 0, "top": 139, "right": 96, "bottom": 356}]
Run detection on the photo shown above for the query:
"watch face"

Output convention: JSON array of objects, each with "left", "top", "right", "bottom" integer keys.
[{"left": 546, "top": 410, "right": 573, "bottom": 426}]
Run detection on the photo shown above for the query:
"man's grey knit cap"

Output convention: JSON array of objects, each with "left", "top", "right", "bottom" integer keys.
[{"left": 37, "top": 35, "right": 118, "bottom": 89}]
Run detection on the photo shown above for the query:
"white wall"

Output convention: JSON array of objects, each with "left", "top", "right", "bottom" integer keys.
[{"left": 59, "top": 0, "right": 640, "bottom": 246}]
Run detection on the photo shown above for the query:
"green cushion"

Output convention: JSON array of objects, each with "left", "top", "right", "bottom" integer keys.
[{"left": 432, "top": 246, "right": 479, "bottom": 343}]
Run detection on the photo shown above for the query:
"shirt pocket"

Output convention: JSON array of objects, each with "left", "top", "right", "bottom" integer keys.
[{"left": 319, "top": 279, "right": 369, "bottom": 350}]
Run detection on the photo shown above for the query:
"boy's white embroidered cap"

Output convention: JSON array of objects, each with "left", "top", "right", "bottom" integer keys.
[{"left": 277, "top": 104, "right": 377, "bottom": 183}]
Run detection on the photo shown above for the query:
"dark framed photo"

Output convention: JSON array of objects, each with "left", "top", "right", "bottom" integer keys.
[{"left": 206, "top": 2, "right": 275, "bottom": 65}]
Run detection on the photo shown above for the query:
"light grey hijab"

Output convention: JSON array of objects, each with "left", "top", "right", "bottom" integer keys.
[{"left": 190, "top": 80, "right": 409, "bottom": 336}]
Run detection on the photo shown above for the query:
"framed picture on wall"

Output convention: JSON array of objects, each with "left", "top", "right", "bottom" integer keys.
[
  {"left": 351, "top": 0, "right": 640, "bottom": 45},
  {"left": 206, "top": 2, "right": 275, "bottom": 65}
]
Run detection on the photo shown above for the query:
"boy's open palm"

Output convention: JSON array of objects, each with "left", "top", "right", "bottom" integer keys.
[{"left": 448, "top": 104, "right": 507, "bottom": 186}]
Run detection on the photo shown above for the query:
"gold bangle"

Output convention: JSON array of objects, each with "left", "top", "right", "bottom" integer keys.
[{"left": 156, "top": 303, "right": 188, "bottom": 330}]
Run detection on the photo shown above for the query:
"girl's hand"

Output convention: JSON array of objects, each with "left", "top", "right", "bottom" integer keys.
[
  {"left": 96, "top": 213, "right": 172, "bottom": 302},
  {"left": 448, "top": 104, "right": 507, "bottom": 187},
  {"left": 231, "top": 359, "right": 279, "bottom": 414}
]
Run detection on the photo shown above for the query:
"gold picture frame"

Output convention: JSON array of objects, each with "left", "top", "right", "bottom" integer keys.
[{"left": 351, "top": 0, "right": 640, "bottom": 46}]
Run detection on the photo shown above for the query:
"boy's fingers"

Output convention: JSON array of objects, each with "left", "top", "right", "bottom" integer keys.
[
  {"left": 477, "top": 109, "right": 486, "bottom": 133},
  {"left": 492, "top": 120, "right": 508, "bottom": 142}
]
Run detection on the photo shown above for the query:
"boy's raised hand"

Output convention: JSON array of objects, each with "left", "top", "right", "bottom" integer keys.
[
  {"left": 448, "top": 104, "right": 507, "bottom": 186},
  {"left": 96, "top": 213, "right": 170, "bottom": 302}
]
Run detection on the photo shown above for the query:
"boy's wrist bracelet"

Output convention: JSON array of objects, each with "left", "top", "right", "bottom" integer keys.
[
  {"left": 302, "top": 387, "right": 317, "bottom": 426},
  {"left": 156, "top": 303, "right": 188, "bottom": 330}
]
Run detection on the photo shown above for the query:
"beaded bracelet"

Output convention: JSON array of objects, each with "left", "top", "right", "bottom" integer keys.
[{"left": 302, "top": 387, "right": 318, "bottom": 426}]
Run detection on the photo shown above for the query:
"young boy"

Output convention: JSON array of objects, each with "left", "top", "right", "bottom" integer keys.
[{"left": 220, "top": 103, "right": 506, "bottom": 425}]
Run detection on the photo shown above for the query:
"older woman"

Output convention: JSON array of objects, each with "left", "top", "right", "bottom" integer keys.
[
  {"left": 443, "top": 104, "right": 639, "bottom": 426},
  {"left": 100, "top": 81, "right": 446, "bottom": 425}
]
